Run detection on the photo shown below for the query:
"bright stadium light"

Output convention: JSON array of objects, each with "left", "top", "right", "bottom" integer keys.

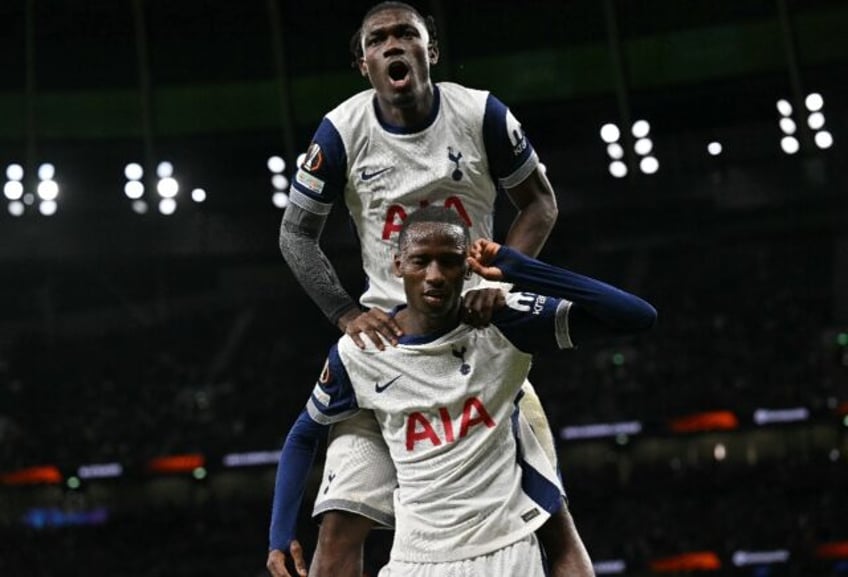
[
  {"left": 600, "top": 123, "right": 620, "bottom": 144},
  {"left": 272, "top": 174, "right": 289, "bottom": 191},
  {"left": 776, "top": 99, "right": 792, "bottom": 117},
  {"left": 37, "top": 180, "right": 59, "bottom": 201},
  {"left": 8, "top": 200, "right": 25, "bottom": 217},
  {"left": 4, "top": 180, "right": 23, "bottom": 200},
  {"left": 157, "top": 177, "right": 179, "bottom": 198},
  {"left": 158, "top": 197, "right": 177, "bottom": 215},
  {"left": 5, "top": 163, "right": 24, "bottom": 181},
  {"left": 707, "top": 141, "right": 723, "bottom": 156},
  {"left": 714, "top": 443, "right": 726, "bottom": 461},
  {"left": 807, "top": 112, "right": 825, "bottom": 130},
  {"left": 39, "top": 200, "right": 58, "bottom": 216},
  {"left": 23, "top": 192, "right": 35, "bottom": 205},
  {"left": 805, "top": 92, "right": 823, "bottom": 112},
  {"left": 780, "top": 136, "right": 800, "bottom": 155},
  {"left": 634, "top": 137, "right": 653, "bottom": 156},
  {"left": 272, "top": 191, "right": 290, "bottom": 208},
  {"left": 191, "top": 188, "right": 206, "bottom": 202},
  {"left": 606, "top": 143, "right": 624, "bottom": 160},
  {"left": 124, "top": 162, "right": 143, "bottom": 181},
  {"left": 608, "top": 160, "right": 627, "bottom": 178},
  {"left": 124, "top": 181, "right": 144, "bottom": 199},
  {"left": 779, "top": 117, "right": 796, "bottom": 135},
  {"left": 296, "top": 152, "right": 307, "bottom": 168},
  {"left": 131, "top": 200, "right": 148, "bottom": 214},
  {"left": 156, "top": 161, "right": 174, "bottom": 178},
  {"left": 815, "top": 131, "right": 833, "bottom": 150},
  {"left": 639, "top": 156, "right": 659, "bottom": 174},
  {"left": 37, "top": 163, "right": 55, "bottom": 181},
  {"left": 631, "top": 119, "right": 650, "bottom": 139},
  {"left": 267, "top": 155, "right": 286, "bottom": 174}
]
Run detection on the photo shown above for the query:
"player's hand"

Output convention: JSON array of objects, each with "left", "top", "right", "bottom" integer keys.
[
  {"left": 267, "top": 543, "right": 308, "bottom": 577},
  {"left": 466, "top": 239, "right": 504, "bottom": 281},
  {"left": 340, "top": 308, "right": 403, "bottom": 350},
  {"left": 461, "top": 288, "right": 505, "bottom": 328}
]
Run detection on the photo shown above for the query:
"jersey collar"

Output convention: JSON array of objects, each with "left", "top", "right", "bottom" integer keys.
[{"left": 372, "top": 85, "right": 441, "bottom": 135}]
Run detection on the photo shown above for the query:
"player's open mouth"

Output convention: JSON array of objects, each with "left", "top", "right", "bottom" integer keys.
[{"left": 388, "top": 61, "right": 411, "bottom": 89}]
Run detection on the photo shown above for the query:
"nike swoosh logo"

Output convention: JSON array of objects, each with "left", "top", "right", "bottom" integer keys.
[
  {"left": 375, "top": 374, "right": 402, "bottom": 393},
  {"left": 360, "top": 167, "right": 392, "bottom": 181}
]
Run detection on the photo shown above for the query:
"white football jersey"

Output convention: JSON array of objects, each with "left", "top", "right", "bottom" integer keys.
[
  {"left": 307, "top": 292, "right": 572, "bottom": 562},
  {"left": 289, "top": 82, "right": 539, "bottom": 311}
]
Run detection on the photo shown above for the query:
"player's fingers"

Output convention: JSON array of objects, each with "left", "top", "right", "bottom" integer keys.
[
  {"left": 289, "top": 541, "right": 308, "bottom": 577},
  {"left": 347, "top": 329, "right": 366, "bottom": 350},
  {"left": 266, "top": 551, "right": 290, "bottom": 577},
  {"left": 364, "top": 329, "right": 386, "bottom": 351}
]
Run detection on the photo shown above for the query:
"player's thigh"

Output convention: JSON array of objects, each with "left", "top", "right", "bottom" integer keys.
[{"left": 313, "top": 410, "right": 396, "bottom": 527}]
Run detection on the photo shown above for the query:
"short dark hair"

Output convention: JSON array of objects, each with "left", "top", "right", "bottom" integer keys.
[
  {"left": 349, "top": 2, "right": 439, "bottom": 68},
  {"left": 398, "top": 206, "right": 470, "bottom": 252}
]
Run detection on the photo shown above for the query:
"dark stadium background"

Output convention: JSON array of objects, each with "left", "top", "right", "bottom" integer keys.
[{"left": 1, "top": 0, "right": 846, "bottom": 575}]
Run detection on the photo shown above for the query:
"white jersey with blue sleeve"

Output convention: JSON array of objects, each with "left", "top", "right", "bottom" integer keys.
[
  {"left": 288, "top": 82, "right": 540, "bottom": 312},
  {"left": 306, "top": 291, "right": 572, "bottom": 563}
]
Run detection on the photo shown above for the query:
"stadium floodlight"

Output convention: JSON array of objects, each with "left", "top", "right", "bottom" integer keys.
[
  {"left": 158, "top": 198, "right": 177, "bottom": 215},
  {"left": 272, "top": 191, "right": 290, "bottom": 209},
  {"left": 805, "top": 92, "right": 823, "bottom": 112},
  {"left": 66, "top": 477, "right": 81, "bottom": 490},
  {"left": 780, "top": 136, "right": 800, "bottom": 155},
  {"left": 631, "top": 119, "right": 650, "bottom": 139},
  {"left": 608, "top": 160, "right": 627, "bottom": 178},
  {"left": 131, "top": 200, "right": 148, "bottom": 214},
  {"left": 639, "top": 156, "right": 659, "bottom": 174},
  {"left": 157, "top": 177, "right": 179, "bottom": 198},
  {"left": 272, "top": 174, "right": 289, "bottom": 191},
  {"left": 37, "top": 179, "right": 59, "bottom": 201},
  {"left": 4, "top": 180, "right": 24, "bottom": 200},
  {"left": 8, "top": 200, "right": 25, "bottom": 217},
  {"left": 267, "top": 155, "right": 286, "bottom": 174},
  {"left": 713, "top": 443, "right": 726, "bottom": 461},
  {"left": 606, "top": 143, "right": 624, "bottom": 160},
  {"left": 124, "top": 181, "right": 144, "bottom": 199},
  {"left": 807, "top": 112, "right": 825, "bottom": 131},
  {"left": 600, "top": 123, "right": 620, "bottom": 144},
  {"left": 814, "top": 131, "right": 833, "bottom": 150},
  {"left": 634, "top": 137, "right": 653, "bottom": 156},
  {"left": 776, "top": 99, "right": 792, "bottom": 117},
  {"left": 296, "top": 152, "right": 307, "bottom": 168},
  {"left": 192, "top": 467, "right": 207, "bottom": 480},
  {"left": 6, "top": 163, "right": 24, "bottom": 181},
  {"left": 191, "top": 188, "right": 206, "bottom": 202},
  {"left": 156, "top": 161, "right": 174, "bottom": 179},
  {"left": 707, "top": 141, "right": 723, "bottom": 156},
  {"left": 124, "top": 162, "right": 143, "bottom": 181},
  {"left": 38, "top": 200, "right": 58, "bottom": 216},
  {"left": 779, "top": 117, "right": 796, "bottom": 135},
  {"left": 37, "top": 163, "right": 55, "bottom": 181},
  {"left": 23, "top": 192, "right": 35, "bottom": 205}
]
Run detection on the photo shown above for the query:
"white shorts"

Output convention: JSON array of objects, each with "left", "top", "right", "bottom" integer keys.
[
  {"left": 377, "top": 534, "right": 545, "bottom": 577},
  {"left": 312, "top": 381, "right": 560, "bottom": 527}
]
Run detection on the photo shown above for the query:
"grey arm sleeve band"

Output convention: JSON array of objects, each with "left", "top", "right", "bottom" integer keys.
[{"left": 278, "top": 203, "right": 360, "bottom": 326}]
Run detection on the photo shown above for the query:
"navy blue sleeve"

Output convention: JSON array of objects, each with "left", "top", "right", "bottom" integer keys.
[
  {"left": 307, "top": 344, "right": 359, "bottom": 423},
  {"left": 492, "top": 292, "right": 564, "bottom": 353},
  {"left": 289, "top": 118, "right": 348, "bottom": 206},
  {"left": 268, "top": 409, "right": 328, "bottom": 552},
  {"left": 493, "top": 246, "right": 657, "bottom": 344},
  {"left": 482, "top": 94, "right": 537, "bottom": 183}
]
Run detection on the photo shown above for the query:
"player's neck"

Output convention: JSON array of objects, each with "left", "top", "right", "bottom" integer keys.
[
  {"left": 375, "top": 85, "right": 435, "bottom": 129},
  {"left": 394, "top": 305, "right": 460, "bottom": 338}
]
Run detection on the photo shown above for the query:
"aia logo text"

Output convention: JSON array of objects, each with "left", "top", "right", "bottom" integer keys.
[{"left": 405, "top": 396, "right": 494, "bottom": 451}]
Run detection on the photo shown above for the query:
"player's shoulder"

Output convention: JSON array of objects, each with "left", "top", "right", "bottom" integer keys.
[{"left": 325, "top": 88, "right": 376, "bottom": 129}]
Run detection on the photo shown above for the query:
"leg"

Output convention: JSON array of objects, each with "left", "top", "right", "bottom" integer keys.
[{"left": 310, "top": 511, "right": 374, "bottom": 577}]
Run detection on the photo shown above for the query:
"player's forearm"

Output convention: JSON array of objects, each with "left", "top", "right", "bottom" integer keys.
[
  {"left": 504, "top": 170, "right": 558, "bottom": 258},
  {"left": 493, "top": 246, "right": 657, "bottom": 333},
  {"left": 268, "top": 410, "right": 327, "bottom": 552},
  {"left": 279, "top": 207, "right": 360, "bottom": 326}
]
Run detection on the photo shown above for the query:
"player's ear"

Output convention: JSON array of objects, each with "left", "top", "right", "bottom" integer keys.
[
  {"left": 428, "top": 44, "right": 439, "bottom": 65},
  {"left": 358, "top": 58, "right": 369, "bottom": 78},
  {"left": 393, "top": 254, "right": 403, "bottom": 277}
]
